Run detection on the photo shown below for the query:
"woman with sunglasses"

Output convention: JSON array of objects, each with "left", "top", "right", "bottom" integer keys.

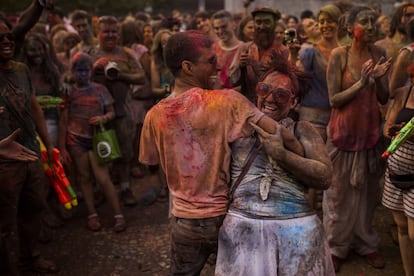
[
  {"left": 215, "top": 51, "right": 334, "bottom": 275},
  {"left": 324, "top": 6, "right": 392, "bottom": 272}
]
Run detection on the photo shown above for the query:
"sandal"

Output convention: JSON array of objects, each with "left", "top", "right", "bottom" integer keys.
[
  {"left": 87, "top": 213, "right": 102, "bottom": 232},
  {"left": 22, "top": 256, "right": 59, "bottom": 273},
  {"left": 113, "top": 214, "right": 126, "bottom": 233}
]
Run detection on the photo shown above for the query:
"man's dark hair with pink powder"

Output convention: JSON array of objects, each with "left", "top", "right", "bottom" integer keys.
[{"left": 164, "top": 30, "right": 213, "bottom": 76}]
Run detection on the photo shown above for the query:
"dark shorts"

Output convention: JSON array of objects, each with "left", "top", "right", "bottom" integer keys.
[
  {"left": 170, "top": 215, "right": 225, "bottom": 275},
  {"left": 67, "top": 133, "right": 93, "bottom": 156}
]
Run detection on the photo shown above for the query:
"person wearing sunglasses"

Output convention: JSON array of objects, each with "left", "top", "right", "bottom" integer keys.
[
  {"left": 0, "top": 11, "right": 59, "bottom": 275},
  {"left": 215, "top": 50, "right": 334, "bottom": 275},
  {"left": 139, "top": 30, "right": 305, "bottom": 275}
]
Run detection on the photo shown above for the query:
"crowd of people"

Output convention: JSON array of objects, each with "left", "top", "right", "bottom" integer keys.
[{"left": 1, "top": 0, "right": 414, "bottom": 275}]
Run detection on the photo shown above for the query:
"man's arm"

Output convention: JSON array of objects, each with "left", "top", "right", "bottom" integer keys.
[
  {"left": 13, "top": 0, "right": 54, "bottom": 38},
  {"left": 255, "top": 115, "right": 304, "bottom": 157}
]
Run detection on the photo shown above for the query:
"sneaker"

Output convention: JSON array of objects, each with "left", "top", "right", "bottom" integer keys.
[
  {"left": 120, "top": 188, "right": 137, "bottom": 206},
  {"left": 364, "top": 252, "right": 385, "bottom": 269},
  {"left": 331, "top": 255, "right": 342, "bottom": 272}
]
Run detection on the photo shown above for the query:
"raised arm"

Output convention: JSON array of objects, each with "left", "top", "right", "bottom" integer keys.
[{"left": 13, "top": 0, "right": 54, "bottom": 39}]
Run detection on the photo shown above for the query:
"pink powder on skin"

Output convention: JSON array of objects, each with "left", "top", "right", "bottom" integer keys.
[{"left": 353, "top": 26, "right": 365, "bottom": 41}]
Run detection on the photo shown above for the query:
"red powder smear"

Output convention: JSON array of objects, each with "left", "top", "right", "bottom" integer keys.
[
  {"left": 407, "top": 63, "right": 414, "bottom": 77},
  {"left": 188, "top": 32, "right": 204, "bottom": 52},
  {"left": 354, "top": 26, "right": 364, "bottom": 41}
]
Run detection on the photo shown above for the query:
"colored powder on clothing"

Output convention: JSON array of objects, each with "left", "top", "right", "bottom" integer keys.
[
  {"left": 206, "top": 93, "right": 225, "bottom": 110},
  {"left": 408, "top": 63, "right": 414, "bottom": 77}
]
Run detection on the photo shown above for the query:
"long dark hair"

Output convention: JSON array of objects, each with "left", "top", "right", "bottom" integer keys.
[
  {"left": 23, "top": 33, "right": 62, "bottom": 96},
  {"left": 120, "top": 20, "right": 144, "bottom": 47}
]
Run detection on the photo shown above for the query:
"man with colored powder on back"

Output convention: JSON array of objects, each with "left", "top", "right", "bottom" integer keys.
[{"left": 139, "top": 30, "right": 304, "bottom": 275}]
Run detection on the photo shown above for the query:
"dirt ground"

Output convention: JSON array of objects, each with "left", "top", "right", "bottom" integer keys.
[{"left": 28, "top": 173, "right": 405, "bottom": 276}]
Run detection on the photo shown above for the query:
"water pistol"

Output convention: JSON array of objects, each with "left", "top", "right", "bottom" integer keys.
[
  {"left": 36, "top": 96, "right": 64, "bottom": 109},
  {"left": 36, "top": 136, "right": 78, "bottom": 210},
  {"left": 382, "top": 116, "right": 414, "bottom": 159}
]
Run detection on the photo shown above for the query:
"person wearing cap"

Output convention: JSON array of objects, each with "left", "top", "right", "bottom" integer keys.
[
  {"left": 229, "top": 6, "right": 289, "bottom": 104},
  {"left": 215, "top": 49, "right": 334, "bottom": 276}
]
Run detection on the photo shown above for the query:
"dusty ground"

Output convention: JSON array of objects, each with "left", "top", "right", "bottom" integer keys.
[{"left": 27, "top": 173, "right": 405, "bottom": 276}]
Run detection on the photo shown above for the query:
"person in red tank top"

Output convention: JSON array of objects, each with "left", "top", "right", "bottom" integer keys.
[{"left": 324, "top": 6, "right": 392, "bottom": 272}]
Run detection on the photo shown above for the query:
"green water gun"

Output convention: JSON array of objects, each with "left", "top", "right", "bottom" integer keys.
[
  {"left": 382, "top": 116, "right": 414, "bottom": 159},
  {"left": 36, "top": 96, "right": 64, "bottom": 109}
]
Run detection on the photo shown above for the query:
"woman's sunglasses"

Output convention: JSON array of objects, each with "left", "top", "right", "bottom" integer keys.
[{"left": 256, "top": 82, "right": 293, "bottom": 104}]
